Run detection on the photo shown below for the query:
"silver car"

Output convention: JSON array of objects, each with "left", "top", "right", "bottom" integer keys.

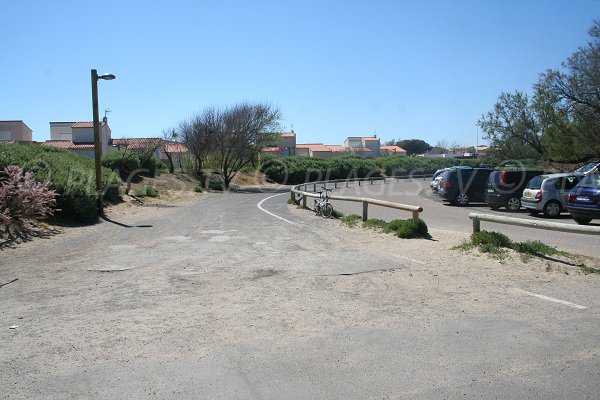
[{"left": 521, "top": 173, "right": 584, "bottom": 217}]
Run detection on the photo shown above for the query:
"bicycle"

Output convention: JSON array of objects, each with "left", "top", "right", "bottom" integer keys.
[{"left": 313, "top": 187, "right": 334, "bottom": 218}]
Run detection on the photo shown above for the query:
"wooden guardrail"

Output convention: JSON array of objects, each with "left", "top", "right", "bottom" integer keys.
[
  {"left": 290, "top": 177, "right": 424, "bottom": 223},
  {"left": 469, "top": 213, "right": 600, "bottom": 236}
]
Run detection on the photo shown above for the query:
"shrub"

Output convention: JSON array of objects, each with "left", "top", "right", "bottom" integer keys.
[
  {"left": 0, "top": 143, "right": 120, "bottom": 222},
  {"left": 193, "top": 185, "right": 203, "bottom": 193},
  {"left": 383, "top": 218, "right": 429, "bottom": 238},
  {"left": 102, "top": 151, "right": 166, "bottom": 178},
  {"left": 470, "top": 231, "right": 512, "bottom": 248},
  {"left": 0, "top": 166, "right": 57, "bottom": 237},
  {"left": 102, "top": 151, "right": 140, "bottom": 174}
]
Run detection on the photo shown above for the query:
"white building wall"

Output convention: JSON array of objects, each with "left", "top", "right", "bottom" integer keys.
[{"left": 49, "top": 122, "right": 74, "bottom": 141}]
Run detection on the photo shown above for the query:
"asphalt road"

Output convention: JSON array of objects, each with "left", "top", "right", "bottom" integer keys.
[
  {"left": 325, "top": 179, "right": 600, "bottom": 258},
  {"left": 1, "top": 190, "right": 599, "bottom": 399}
]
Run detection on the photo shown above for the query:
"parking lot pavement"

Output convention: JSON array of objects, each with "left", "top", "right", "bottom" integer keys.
[
  {"left": 1, "top": 191, "right": 599, "bottom": 399},
  {"left": 326, "top": 180, "right": 600, "bottom": 257}
]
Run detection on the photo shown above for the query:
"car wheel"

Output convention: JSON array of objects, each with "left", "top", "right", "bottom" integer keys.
[
  {"left": 543, "top": 201, "right": 562, "bottom": 218},
  {"left": 506, "top": 197, "right": 521, "bottom": 211},
  {"left": 455, "top": 193, "right": 469, "bottom": 206},
  {"left": 573, "top": 216, "right": 592, "bottom": 225}
]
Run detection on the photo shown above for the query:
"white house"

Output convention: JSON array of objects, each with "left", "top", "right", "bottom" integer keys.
[
  {"left": 0, "top": 120, "right": 33, "bottom": 143},
  {"left": 45, "top": 119, "right": 112, "bottom": 158}
]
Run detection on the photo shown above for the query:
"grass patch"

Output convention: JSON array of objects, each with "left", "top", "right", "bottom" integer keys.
[
  {"left": 133, "top": 185, "right": 158, "bottom": 197},
  {"left": 362, "top": 219, "right": 386, "bottom": 230},
  {"left": 193, "top": 184, "right": 203, "bottom": 193},
  {"left": 580, "top": 265, "right": 600, "bottom": 274},
  {"left": 341, "top": 214, "right": 361, "bottom": 228},
  {"left": 454, "top": 230, "right": 585, "bottom": 265},
  {"left": 331, "top": 209, "right": 344, "bottom": 219},
  {"left": 287, "top": 198, "right": 298, "bottom": 205}
]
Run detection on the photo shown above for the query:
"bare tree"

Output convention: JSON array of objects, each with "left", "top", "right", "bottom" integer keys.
[
  {"left": 176, "top": 110, "right": 222, "bottom": 177},
  {"left": 161, "top": 129, "right": 177, "bottom": 173},
  {"left": 215, "top": 103, "right": 281, "bottom": 189}
]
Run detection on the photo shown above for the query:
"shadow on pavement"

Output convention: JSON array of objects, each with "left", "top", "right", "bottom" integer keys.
[{"left": 100, "top": 216, "right": 153, "bottom": 228}]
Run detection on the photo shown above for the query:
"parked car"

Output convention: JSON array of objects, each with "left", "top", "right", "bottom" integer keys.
[
  {"left": 521, "top": 173, "right": 584, "bottom": 217},
  {"left": 438, "top": 167, "right": 493, "bottom": 206},
  {"left": 430, "top": 168, "right": 449, "bottom": 192},
  {"left": 574, "top": 161, "right": 600, "bottom": 175},
  {"left": 485, "top": 169, "right": 544, "bottom": 211},
  {"left": 567, "top": 173, "right": 600, "bottom": 225}
]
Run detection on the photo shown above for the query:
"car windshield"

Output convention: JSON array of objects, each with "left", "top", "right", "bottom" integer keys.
[
  {"left": 575, "top": 162, "right": 599, "bottom": 174},
  {"left": 526, "top": 176, "right": 545, "bottom": 190},
  {"left": 576, "top": 173, "right": 600, "bottom": 189}
]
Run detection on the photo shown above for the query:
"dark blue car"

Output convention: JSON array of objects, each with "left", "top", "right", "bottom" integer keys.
[{"left": 567, "top": 173, "right": 600, "bottom": 225}]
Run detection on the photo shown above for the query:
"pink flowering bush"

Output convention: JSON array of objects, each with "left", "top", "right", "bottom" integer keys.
[{"left": 0, "top": 166, "right": 57, "bottom": 237}]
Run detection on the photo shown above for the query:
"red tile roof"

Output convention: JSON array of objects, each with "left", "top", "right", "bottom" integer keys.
[
  {"left": 362, "top": 137, "right": 380, "bottom": 141},
  {"left": 163, "top": 142, "right": 188, "bottom": 153},
  {"left": 381, "top": 145, "right": 407, "bottom": 153},
  {"left": 112, "top": 138, "right": 163, "bottom": 150},
  {"left": 326, "top": 145, "right": 346, "bottom": 152},
  {"left": 44, "top": 141, "right": 95, "bottom": 150},
  {"left": 71, "top": 122, "right": 94, "bottom": 128},
  {"left": 281, "top": 132, "right": 296, "bottom": 137}
]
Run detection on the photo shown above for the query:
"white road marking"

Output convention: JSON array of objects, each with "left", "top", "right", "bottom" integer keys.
[
  {"left": 517, "top": 289, "right": 588, "bottom": 310},
  {"left": 257, "top": 193, "right": 297, "bottom": 225}
]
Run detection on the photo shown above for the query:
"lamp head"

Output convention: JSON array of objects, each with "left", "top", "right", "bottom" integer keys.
[{"left": 98, "top": 73, "right": 116, "bottom": 80}]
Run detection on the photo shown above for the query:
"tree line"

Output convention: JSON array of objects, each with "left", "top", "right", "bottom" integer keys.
[{"left": 479, "top": 21, "right": 600, "bottom": 163}]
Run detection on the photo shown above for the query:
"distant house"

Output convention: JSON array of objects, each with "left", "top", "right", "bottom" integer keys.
[
  {"left": 112, "top": 137, "right": 189, "bottom": 167},
  {"left": 296, "top": 143, "right": 332, "bottom": 158},
  {"left": 49, "top": 121, "right": 77, "bottom": 141},
  {"left": 45, "top": 120, "right": 112, "bottom": 158},
  {"left": 344, "top": 136, "right": 381, "bottom": 157},
  {"left": 0, "top": 120, "right": 33, "bottom": 144},
  {"left": 380, "top": 145, "right": 407, "bottom": 156}
]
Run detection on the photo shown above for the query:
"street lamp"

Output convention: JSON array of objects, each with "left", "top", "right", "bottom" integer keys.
[{"left": 91, "top": 69, "right": 116, "bottom": 216}]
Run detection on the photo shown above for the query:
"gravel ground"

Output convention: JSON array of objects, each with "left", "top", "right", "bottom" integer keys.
[{"left": 1, "top": 190, "right": 599, "bottom": 399}]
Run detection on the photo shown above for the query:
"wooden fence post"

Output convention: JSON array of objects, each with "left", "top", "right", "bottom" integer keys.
[
  {"left": 412, "top": 210, "right": 420, "bottom": 224},
  {"left": 362, "top": 201, "right": 368, "bottom": 221},
  {"left": 302, "top": 195, "right": 307, "bottom": 209},
  {"left": 472, "top": 216, "right": 480, "bottom": 233}
]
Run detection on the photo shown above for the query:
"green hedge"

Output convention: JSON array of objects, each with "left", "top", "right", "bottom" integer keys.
[
  {"left": 375, "top": 156, "right": 481, "bottom": 176},
  {"left": 260, "top": 155, "right": 382, "bottom": 184},
  {"left": 0, "top": 143, "right": 120, "bottom": 222},
  {"left": 260, "top": 154, "right": 483, "bottom": 184}
]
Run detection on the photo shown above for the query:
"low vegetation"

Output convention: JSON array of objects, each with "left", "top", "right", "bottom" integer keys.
[
  {"left": 454, "top": 230, "right": 598, "bottom": 273},
  {"left": 0, "top": 166, "right": 57, "bottom": 238},
  {"left": 260, "top": 155, "right": 382, "bottom": 184},
  {"left": 102, "top": 150, "right": 166, "bottom": 178},
  {"left": 341, "top": 214, "right": 429, "bottom": 239},
  {"left": 133, "top": 185, "right": 159, "bottom": 198},
  {"left": 0, "top": 143, "right": 119, "bottom": 222}
]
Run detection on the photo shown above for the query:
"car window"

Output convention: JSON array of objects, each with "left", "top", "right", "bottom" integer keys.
[
  {"left": 527, "top": 176, "right": 544, "bottom": 189},
  {"left": 554, "top": 178, "right": 564, "bottom": 190},
  {"left": 576, "top": 173, "right": 600, "bottom": 189},
  {"left": 564, "top": 176, "right": 580, "bottom": 190}
]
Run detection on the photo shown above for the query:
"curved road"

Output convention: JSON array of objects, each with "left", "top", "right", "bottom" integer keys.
[{"left": 1, "top": 190, "right": 599, "bottom": 399}]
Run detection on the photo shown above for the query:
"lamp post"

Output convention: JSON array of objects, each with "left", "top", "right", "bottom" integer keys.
[{"left": 91, "top": 69, "right": 116, "bottom": 216}]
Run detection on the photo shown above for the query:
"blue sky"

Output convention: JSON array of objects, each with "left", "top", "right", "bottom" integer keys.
[{"left": 1, "top": 0, "right": 598, "bottom": 147}]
